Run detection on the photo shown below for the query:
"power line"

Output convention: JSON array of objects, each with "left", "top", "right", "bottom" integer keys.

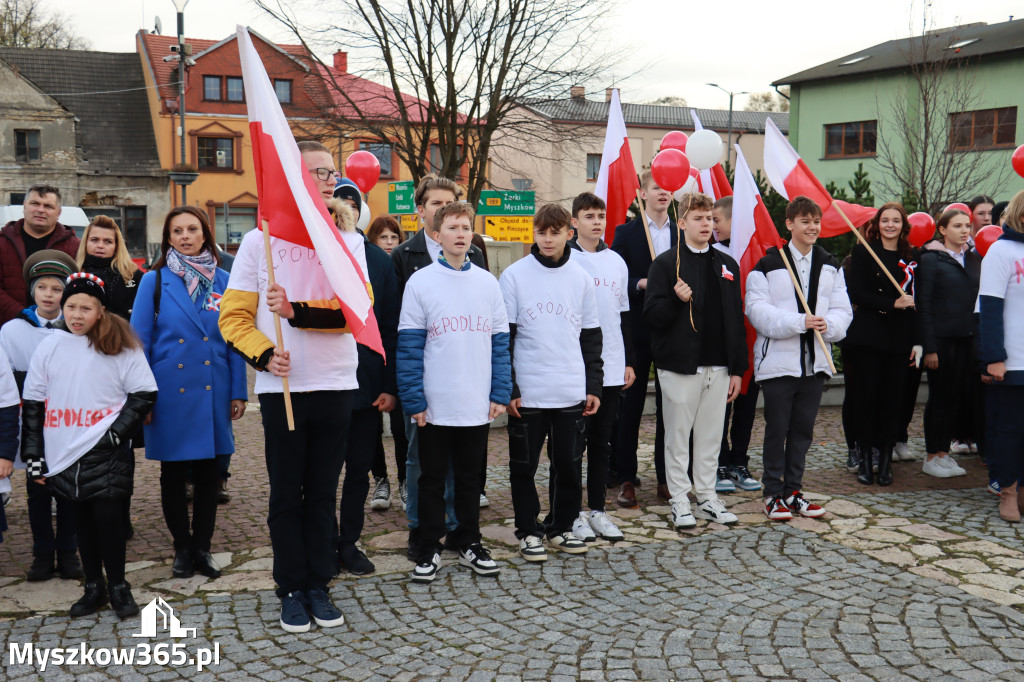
[{"left": 44, "top": 82, "right": 179, "bottom": 97}]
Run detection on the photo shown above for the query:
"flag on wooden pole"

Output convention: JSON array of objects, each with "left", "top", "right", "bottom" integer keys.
[{"left": 595, "top": 89, "right": 640, "bottom": 244}]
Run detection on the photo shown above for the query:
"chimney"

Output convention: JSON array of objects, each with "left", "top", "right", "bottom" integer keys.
[
  {"left": 570, "top": 85, "right": 585, "bottom": 100},
  {"left": 334, "top": 50, "right": 347, "bottom": 72},
  {"left": 605, "top": 88, "right": 616, "bottom": 102}
]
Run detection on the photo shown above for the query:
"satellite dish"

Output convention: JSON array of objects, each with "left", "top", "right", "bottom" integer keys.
[{"left": 154, "top": 16, "right": 163, "bottom": 35}]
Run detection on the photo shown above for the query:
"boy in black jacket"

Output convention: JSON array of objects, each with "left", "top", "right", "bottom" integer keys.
[{"left": 643, "top": 193, "right": 747, "bottom": 529}]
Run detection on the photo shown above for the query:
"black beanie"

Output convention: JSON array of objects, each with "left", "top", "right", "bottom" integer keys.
[
  {"left": 333, "top": 182, "right": 362, "bottom": 220},
  {"left": 61, "top": 272, "right": 107, "bottom": 308}
]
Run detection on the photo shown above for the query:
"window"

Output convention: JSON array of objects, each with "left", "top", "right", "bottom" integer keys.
[
  {"left": 203, "top": 76, "right": 222, "bottom": 101},
  {"left": 824, "top": 120, "right": 877, "bottom": 158},
  {"left": 10, "top": 193, "right": 25, "bottom": 205},
  {"left": 226, "top": 77, "right": 244, "bottom": 102},
  {"left": 197, "top": 137, "right": 234, "bottom": 169},
  {"left": 82, "top": 206, "right": 147, "bottom": 257},
  {"left": 429, "top": 143, "right": 464, "bottom": 177},
  {"left": 358, "top": 141, "right": 393, "bottom": 178},
  {"left": 586, "top": 153, "right": 602, "bottom": 180},
  {"left": 274, "top": 79, "right": 292, "bottom": 104},
  {"left": 214, "top": 205, "right": 257, "bottom": 245},
  {"left": 15, "top": 130, "right": 40, "bottom": 162},
  {"left": 950, "top": 107, "right": 1017, "bottom": 150}
]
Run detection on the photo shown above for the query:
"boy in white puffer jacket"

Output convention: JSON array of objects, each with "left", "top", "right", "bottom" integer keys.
[{"left": 745, "top": 196, "right": 852, "bottom": 521}]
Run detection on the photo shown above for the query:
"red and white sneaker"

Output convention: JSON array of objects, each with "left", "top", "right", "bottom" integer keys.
[
  {"left": 764, "top": 496, "right": 793, "bottom": 521},
  {"left": 785, "top": 491, "right": 827, "bottom": 518}
]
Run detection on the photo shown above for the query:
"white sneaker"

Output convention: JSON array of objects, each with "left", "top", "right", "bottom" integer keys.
[
  {"left": 671, "top": 500, "right": 696, "bottom": 529},
  {"left": 939, "top": 455, "right": 967, "bottom": 476},
  {"left": 949, "top": 440, "right": 970, "bottom": 455},
  {"left": 518, "top": 535, "right": 547, "bottom": 562},
  {"left": 893, "top": 442, "right": 916, "bottom": 461},
  {"left": 369, "top": 477, "right": 391, "bottom": 511},
  {"left": 458, "top": 543, "right": 500, "bottom": 576},
  {"left": 588, "top": 511, "right": 624, "bottom": 541},
  {"left": 411, "top": 552, "right": 442, "bottom": 582},
  {"left": 694, "top": 498, "right": 738, "bottom": 525},
  {"left": 922, "top": 456, "right": 955, "bottom": 478},
  {"left": 479, "top": 493, "right": 490, "bottom": 508},
  {"left": 572, "top": 512, "right": 597, "bottom": 542}
]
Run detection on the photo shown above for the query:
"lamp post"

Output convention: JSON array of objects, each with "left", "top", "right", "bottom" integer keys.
[
  {"left": 173, "top": 0, "right": 190, "bottom": 205},
  {"left": 706, "top": 83, "right": 749, "bottom": 168}
]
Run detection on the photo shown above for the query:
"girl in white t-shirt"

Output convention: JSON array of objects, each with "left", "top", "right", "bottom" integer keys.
[{"left": 22, "top": 273, "right": 157, "bottom": 620}]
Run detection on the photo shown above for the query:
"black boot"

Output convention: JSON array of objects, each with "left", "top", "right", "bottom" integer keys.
[
  {"left": 69, "top": 580, "right": 108, "bottom": 617},
  {"left": 57, "top": 550, "right": 84, "bottom": 580},
  {"left": 108, "top": 581, "right": 139, "bottom": 620},
  {"left": 857, "top": 444, "right": 874, "bottom": 485},
  {"left": 172, "top": 546, "right": 194, "bottom": 578},
  {"left": 193, "top": 549, "right": 222, "bottom": 579},
  {"left": 876, "top": 446, "right": 894, "bottom": 486},
  {"left": 26, "top": 551, "right": 55, "bottom": 581}
]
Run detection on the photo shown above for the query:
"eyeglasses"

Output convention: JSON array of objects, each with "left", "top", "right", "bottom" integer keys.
[{"left": 308, "top": 167, "right": 340, "bottom": 182}]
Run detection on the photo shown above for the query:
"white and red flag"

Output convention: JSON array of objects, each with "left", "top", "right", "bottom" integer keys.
[
  {"left": 690, "top": 111, "right": 733, "bottom": 200},
  {"left": 237, "top": 26, "right": 382, "bottom": 356},
  {"left": 594, "top": 89, "right": 640, "bottom": 244},
  {"left": 762, "top": 117, "right": 875, "bottom": 237},
  {"left": 731, "top": 145, "right": 785, "bottom": 392}
]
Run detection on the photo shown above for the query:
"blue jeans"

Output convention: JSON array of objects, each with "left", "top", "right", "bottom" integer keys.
[{"left": 403, "top": 410, "right": 457, "bottom": 531}]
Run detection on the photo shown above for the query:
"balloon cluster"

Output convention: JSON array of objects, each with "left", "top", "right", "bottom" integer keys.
[{"left": 650, "top": 129, "right": 725, "bottom": 194}]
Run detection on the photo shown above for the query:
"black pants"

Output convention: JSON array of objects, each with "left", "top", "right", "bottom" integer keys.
[
  {"left": 760, "top": 375, "right": 824, "bottom": 498},
  {"left": 26, "top": 475, "right": 76, "bottom": 554},
  {"left": 160, "top": 459, "right": 218, "bottom": 552},
  {"left": 719, "top": 382, "right": 760, "bottom": 468},
  {"left": 898, "top": 364, "right": 923, "bottom": 443},
  {"left": 371, "top": 407, "right": 408, "bottom": 484},
  {"left": 261, "top": 390, "right": 352, "bottom": 598},
  {"left": 985, "top": 384, "right": 1024, "bottom": 487},
  {"left": 509, "top": 404, "right": 585, "bottom": 539},
  {"left": 844, "top": 345, "right": 908, "bottom": 451},
  {"left": 585, "top": 387, "right": 621, "bottom": 511},
  {"left": 418, "top": 423, "right": 489, "bottom": 555},
  {"left": 923, "top": 337, "right": 974, "bottom": 454},
  {"left": 612, "top": 346, "right": 665, "bottom": 484},
  {"left": 840, "top": 343, "right": 857, "bottom": 450},
  {"left": 338, "top": 406, "right": 376, "bottom": 547},
  {"left": 76, "top": 497, "right": 127, "bottom": 585}
]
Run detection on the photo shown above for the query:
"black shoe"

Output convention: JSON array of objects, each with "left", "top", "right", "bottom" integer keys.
[
  {"left": 26, "top": 551, "right": 55, "bottom": 582},
  {"left": 193, "top": 549, "right": 222, "bottom": 579},
  {"left": 876, "top": 446, "right": 894, "bottom": 486},
  {"left": 217, "top": 479, "right": 230, "bottom": 504},
  {"left": 69, "top": 581, "right": 108, "bottom": 618},
  {"left": 172, "top": 547, "right": 195, "bottom": 578},
  {"left": 57, "top": 550, "right": 84, "bottom": 580},
  {"left": 856, "top": 444, "right": 874, "bottom": 485},
  {"left": 108, "top": 581, "right": 139, "bottom": 620},
  {"left": 338, "top": 545, "right": 375, "bottom": 575},
  {"left": 845, "top": 446, "right": 860, "bottom": 473},
  {"left": 407, "top": 527, "right": 423, "bottom": 562}
]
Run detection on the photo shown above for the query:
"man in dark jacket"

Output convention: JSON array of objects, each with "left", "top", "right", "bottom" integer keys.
[
  {"left": 609, "top": 170, "right": 676, "bottom": 506},
  {"left": 0, "top": 184, "right": 80, "bottom": 325}
]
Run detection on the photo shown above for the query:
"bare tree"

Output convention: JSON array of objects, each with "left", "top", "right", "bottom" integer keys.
[
  {"left": 745, "top": 90, "right": 788, "bottom": 112},
  {"left": 875, "top": 17, "right": 1014, "bottom": 213},
  {"left": 648, "top": 95, "right": 688, "bottom": 107},
  {"left": 255, "top": 0, "right": 621, "bottom": 206},
  {"left": 0, "top": 0, "right": 89, "bottom": 49}
]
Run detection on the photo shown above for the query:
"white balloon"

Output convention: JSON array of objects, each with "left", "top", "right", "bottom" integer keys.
[
  {"left": 357, "top": 198, "right": 371, "bottom": 231},
  {"left": 686, "top": 129, "right": 724, "bottom": 170},
  {"left": 674, "top": 175, "right": 699, "bottom": 200}
]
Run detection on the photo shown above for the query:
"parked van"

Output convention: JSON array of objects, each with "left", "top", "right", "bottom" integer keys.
[{"left": 0, "top": 205, "right": 91, "bottom": 238}]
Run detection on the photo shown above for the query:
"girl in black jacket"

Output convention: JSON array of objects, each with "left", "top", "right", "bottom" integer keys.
[
  {"left": 76, "top": 216, "right": 144, "bottom": 320},
  {"left": 916, "top": 209, "right": 978, "bottom": 477},
  {"left": 844, "top": 203, "right": 919, "bottom": 486}
]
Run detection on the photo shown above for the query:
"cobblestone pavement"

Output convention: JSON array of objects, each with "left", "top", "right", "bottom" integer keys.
[{"left": 3, "top": 402, "right": 1024, "bottom": 680}]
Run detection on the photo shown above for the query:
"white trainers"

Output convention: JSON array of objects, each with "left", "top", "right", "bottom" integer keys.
[
  {"left": 547, "top": 532, "right": 588, "bottom": 554},
  {"left": 949, "top": 440, "right": 971, "bottom": 455},
  {"left": 588, "top": 511, "right": 624, "bottom": 541},
  {"left": 939, "top": 455, "right": 967, "bottom": 476},
  {"left": 922, "top": 456, "right": 955, "bottom": 478},
  {"left": 893, "top": 442, "right": 917, "bottom": 461},
  {"left": 694, "top": 498, "right": 739, "bottom": 525},
  {"left": 411, "top": 552, "right": 441, "bottom": 582},
  {"left": 671, "top": 500, "right": 696, "bottom": 529},
  {"left": 572, "top": 512, "right": 597, "bottom": 542},
  {"left": 458, "top": 543, "right": 500, "bottom": 576},
  {"left": 479, "top": 493, "right": 490, "bottom": 508},
  {"left": 369, "top": 477, "right": 391, "bottom": 510},
  {"left": 518, "top": 535, "right": 547, "bottom": 562}
]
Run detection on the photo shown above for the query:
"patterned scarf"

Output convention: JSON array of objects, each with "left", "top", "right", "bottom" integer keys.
[{"left": 166, "top": 248, "right": 216, "bottom": 302}]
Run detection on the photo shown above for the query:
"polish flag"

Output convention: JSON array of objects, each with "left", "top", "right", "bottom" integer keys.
[
  {"left": 762, "top": 118, "right": 875, "bottom": 238},
  {"left": 690, "top": 111, "right": 733, "bottom": 200},
  {"left": 731, "top": 145, "right": 784, "bottom": 392},
  {"left": 595, "top": 89, "right": 640, "bottom": 244},
  {"left": 237, "top": 26, "right": 382, "bottom": 356}
]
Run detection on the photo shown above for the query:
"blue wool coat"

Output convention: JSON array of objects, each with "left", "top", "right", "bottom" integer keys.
[{"left": 130, "top": 267, "right": 247, "bottom": 461}]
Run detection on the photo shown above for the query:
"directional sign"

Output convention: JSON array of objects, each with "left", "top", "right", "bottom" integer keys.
[
  {"left": 484, "top": 215, "right": 533, "bottom": 242},
  {"left": 477, "top": 190, "right": 535, "bottom": 216},
  {"left": 400, "top": 213, "right": 419, "bottom": 233},
  {"left": 388, "top": 181, "right": 415, "bottom": 214}
]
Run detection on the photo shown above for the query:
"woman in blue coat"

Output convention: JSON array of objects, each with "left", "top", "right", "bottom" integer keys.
[{"left": 130, "top": 206, "right": 247, "bottom": 579}]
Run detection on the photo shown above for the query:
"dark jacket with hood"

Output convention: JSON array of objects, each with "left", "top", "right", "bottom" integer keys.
[{"left": 915, "top": 244, "right": 982, "bottom": 354}]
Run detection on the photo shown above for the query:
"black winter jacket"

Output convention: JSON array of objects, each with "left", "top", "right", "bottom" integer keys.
[
  {"left": 844, "top": 241, "right": 918, "bottom": 354},
  {"left": 915, "top": 247, "right": 982, "bottom": 354},
  {"left": 353, "top": 241, "right": 399, "bottom": 409},
  {"left": 643, "top": 244, "right": 748, "bottom": 377},
  {"left": 391, "top": 229, "right": 486, "bottom": 301},
  {"left": 81, "top": 254, "right": 144, "bottom": 321}
]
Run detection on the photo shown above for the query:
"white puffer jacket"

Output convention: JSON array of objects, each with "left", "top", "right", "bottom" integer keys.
[{"left": 745, "top": 245, "right": 853, "bottom": 381}]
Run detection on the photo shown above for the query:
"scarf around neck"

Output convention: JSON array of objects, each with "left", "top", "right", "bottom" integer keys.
[{"left": 166, "top": 248, "right": 216, "bottom": 302}]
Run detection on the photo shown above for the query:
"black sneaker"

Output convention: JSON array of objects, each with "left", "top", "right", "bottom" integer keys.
[
  {"left": 458, "top": 543, "right": 500, "bottom": 577},
  {"left": 279, "top": 591, "right": 311, "bottom": 633},
  {"left": 26, "top": 552, "right": 55, "bottom": 582},
  {"left": 338, "top": 545, "right": 375, "bottom": 575},
  {"left": 304, "top": 588, "right": 345, "bottom": 628},
  {"left": 56, "top": 550, "right": 84, "bottom": 580},
  {"left": 108, "top": 581, "right": 140, "bottom": 620},
  {"left": 411, "top": 552, "right": 442, "bottom": 582},
  {"left": 845, "top": 447, "right": 860, "bottom": 473}
]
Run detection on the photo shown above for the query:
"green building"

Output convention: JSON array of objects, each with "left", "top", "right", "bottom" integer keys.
[{"left": 774, "top": 18, "right": 1024, "bottom": 211}]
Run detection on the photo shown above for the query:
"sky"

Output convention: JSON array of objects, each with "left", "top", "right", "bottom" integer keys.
[{"left": 53, "top": 0, "right": 1021, "bottom": 110}]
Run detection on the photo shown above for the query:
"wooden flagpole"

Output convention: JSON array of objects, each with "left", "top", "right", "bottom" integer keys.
[
  {"left": 778, "top": 245, "right": 837, "bottom": 375},
  {"left": 262, "top": 220, "right": 295, "bottom": 431},
  {"left": 830, "top": 201, "right": 906, "bottom": 296}
]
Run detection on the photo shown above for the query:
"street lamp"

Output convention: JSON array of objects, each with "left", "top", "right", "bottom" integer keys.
[
  {"left": 173, "top": 0, "right": 190, "bottom": 205},
  {"left": 706, "top": 83, "right": 749, "bottom": 168}
]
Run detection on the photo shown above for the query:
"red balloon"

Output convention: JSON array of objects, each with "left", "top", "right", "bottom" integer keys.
[
  {"left": 345, "top": 150, "right": 381, "bottom": 194},
  {"left": 650, "top": 149, "right": 691, "bottom": 193},
  {"left": 974, "top": 225, "right": 1001, "bottom": 257},
  {"left": 942, "top": 202, "right": 973, "bottom": 223},
  {"left": 1013, "top": 144, "right": 1024, "bottom": 180},
  {"left": 906, "top": 212, "right": 936, "bottom": 248},
  {"left": 660, "top": 130, "right": 689, "bottom": 153}
]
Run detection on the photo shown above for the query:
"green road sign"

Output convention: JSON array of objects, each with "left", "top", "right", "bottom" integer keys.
[
  {"left": 476, "top": 190, "right": 535, "bottom": 216},
  {"left": 388, "top": 181, "right": 415, "bottom": 214}
]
